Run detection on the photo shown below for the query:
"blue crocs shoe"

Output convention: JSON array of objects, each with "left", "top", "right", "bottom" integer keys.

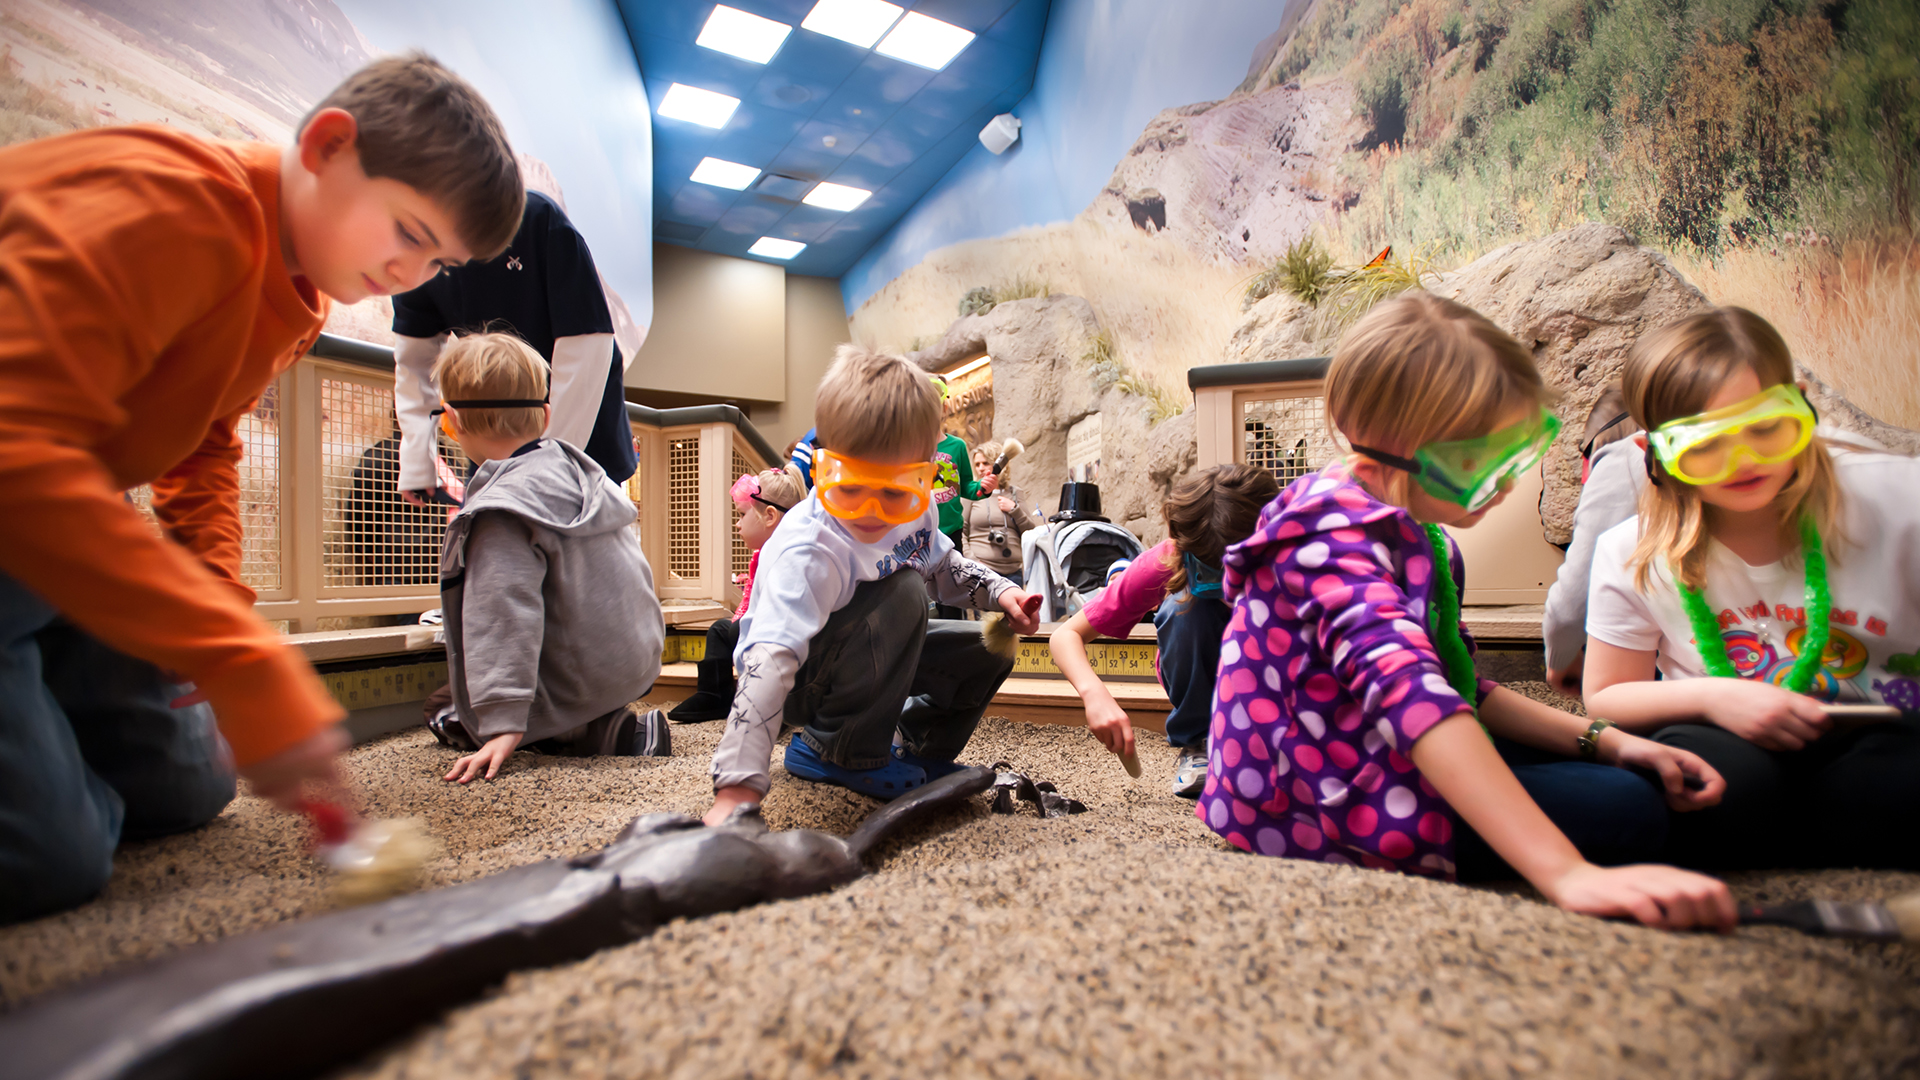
[
  {"left": 784, "top": 736, "right": 926, "bottom": 800},
  {"left": 891, "top": 744, "right": 969, "bottom": 781}
]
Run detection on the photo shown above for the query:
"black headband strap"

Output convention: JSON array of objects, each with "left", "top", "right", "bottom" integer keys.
[
  {"left": 439, "top": 398, "right": 549, "bottom": 410},
  {"left": 1348, "top": 442, "right": 1421, "bottom": 473},
  {"left": 749, "top": 494, "right": 792, "bottom": 513}
]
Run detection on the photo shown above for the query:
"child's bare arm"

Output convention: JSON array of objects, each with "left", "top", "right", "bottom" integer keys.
[
  {"left": 1410, "top": 716, "right": 1734, "bottom": 930},
  {"left": 1478, "top": 685, "right": 1723, "bottom": 810},
  {"left": 1048, "top": 611, "right": 1133, "bottom": 757},
  {"left": 1584, "top": 639, "right": 1830, "bottom": 749}
]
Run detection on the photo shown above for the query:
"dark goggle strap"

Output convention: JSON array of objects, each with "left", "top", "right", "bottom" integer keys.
[
  {"left": 1579, "top": 410, "right": 1632, "bottom": 459},
  {"left": 432, "top": 398, "right": 549, "bottom": 414},
  {"left": 749, "top": 494, "right": 792, "bottom": 513},
  {"left": 1347, "top": 443, "right": 1422, "bottom": 474}
]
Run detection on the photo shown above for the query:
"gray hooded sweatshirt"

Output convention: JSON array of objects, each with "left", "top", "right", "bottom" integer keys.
[{"left": 439, "top": 439, "right": 663, "bottom": 743}]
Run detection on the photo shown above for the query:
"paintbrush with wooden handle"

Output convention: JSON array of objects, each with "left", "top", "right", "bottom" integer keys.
[{"left": 1742, "top": 892, "right": 1920, "bottom": 942}]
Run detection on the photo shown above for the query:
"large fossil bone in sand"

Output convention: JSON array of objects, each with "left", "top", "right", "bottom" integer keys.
[{"left": 0, "top": 766, "right": 995, "bottom": 1080}]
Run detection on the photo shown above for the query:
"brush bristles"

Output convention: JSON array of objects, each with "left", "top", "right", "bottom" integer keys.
[
  {"left": 331, "top": 818, "right": 440, "bottom": 907},
  {"left": 1885, "top": 892, "right": 1920, "bottom": 943},
  {"left": 981, "top": 611, "right": 1018, "bottom": 659}
]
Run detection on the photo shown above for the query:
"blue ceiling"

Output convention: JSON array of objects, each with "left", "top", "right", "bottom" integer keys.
[{"left": 616, "top": 0, "right": 1051, "bottom": 278}]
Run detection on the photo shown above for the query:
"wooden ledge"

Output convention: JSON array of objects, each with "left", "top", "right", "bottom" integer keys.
[{"left": 289, "top": 626, "right": 442, "bottom": 664}]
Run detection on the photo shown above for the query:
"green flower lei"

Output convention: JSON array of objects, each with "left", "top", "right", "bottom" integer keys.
[
  {"left": 1676, "top": 515, "right": 1831, "bottom": 694},
  {"left": 1423, "top": 524, "right": 1480, "bottom": 713}
]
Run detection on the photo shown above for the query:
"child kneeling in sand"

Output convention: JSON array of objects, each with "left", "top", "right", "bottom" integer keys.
[
  {"left": 428, "top": 333, "right": 667, "bottom": 782},
  {"left": 1204, "top": 293, "right": 1737, "bottom": 930},
  {"left": 705, "top": 346, "right": 1041, "bottom": 824}
]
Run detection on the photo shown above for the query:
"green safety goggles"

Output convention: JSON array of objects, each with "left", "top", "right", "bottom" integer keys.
[
  {"left": 1646, "top": 383, "right": 1815, "bottom": 485},
  {"left": 1351, "top": 408, "right": 1561, "bottom": 512}
]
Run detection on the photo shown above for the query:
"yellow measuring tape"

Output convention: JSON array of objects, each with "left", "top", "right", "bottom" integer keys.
[
  {"left": 662, "top": 634, "right": 1160, "bottom": 680},
  {"left": 321, "top": 661, "right": 447, "bottom": 710}
]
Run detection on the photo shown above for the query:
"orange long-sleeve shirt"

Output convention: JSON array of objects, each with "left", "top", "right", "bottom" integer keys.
[{"left": 0, "top": 126, "right": 342, "bottom": 766}]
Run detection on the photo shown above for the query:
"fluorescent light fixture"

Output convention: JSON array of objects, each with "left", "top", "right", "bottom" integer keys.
[
  {"left": 658, "top": 83, "right": 740, "bottom": 129},
  {"left": 690, "top": 157, "right": 761, "bottom": 189},
  {"left": 802, "top": 181, "right": 873, "bottom": 211},
  {"left": 696, "top": 5, "right": 792, "bottom": 64},
  {"left": 800, "top": 0, "right": 903, "bottom": 48},
  {"left": 876, "top": 11, "right": 974, "bottom": 69},
  {"left": 946, "top": 354, "right": 991, "bottom": 378},
  {"left": 749, "top": 237, "right": 807, "bottom": 259}
]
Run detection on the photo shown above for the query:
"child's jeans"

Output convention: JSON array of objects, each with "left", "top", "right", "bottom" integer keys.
[
  {"left": 1455, "top": 737, "right": 1668, "bottom": 882},
  {"left": 1154, "top": 593, "right": 1229, "bottom": 750},
  {"left": 1652, "top": 717, "right": 1920, "bottom": 870},
  {"left": 0, "top": 571, "right": 234, "bottom": 924},
  {"left": 786, "top": 571, "right": 1015, "bottom": 768}
]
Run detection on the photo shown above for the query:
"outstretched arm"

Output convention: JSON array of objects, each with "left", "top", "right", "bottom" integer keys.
[
  {"left": 393, "top": 333, "right": 447, "bottom": 496},
  {"left": 546, "top": 333, "right": 615, "bottom": 449},
  {"left": 707, "top": 642, "right": 801, "bottom": 824},
  {"left": 1049, "top": 609, "right": 1132, "bottom": 757}
]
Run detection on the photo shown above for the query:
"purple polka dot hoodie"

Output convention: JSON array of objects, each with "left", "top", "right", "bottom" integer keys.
[{"left": 1197, "top": 461, "right": 1495, "bottom": 880}]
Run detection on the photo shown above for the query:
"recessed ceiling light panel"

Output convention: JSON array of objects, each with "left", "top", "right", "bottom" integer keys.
[
  {"left": 696, "top": 5, "right": 793, "bottom": 64},
  {"left": 749, "top": 237, "right": 807, "bottom": 260},
  {"left": 875, "top": 11, "right": 975, "bottom": 69},
  {"left": 690, "top": 157, "right": 761, "bottom": 189},
  {"left": 802, "top": 181, "right": 873, "bottom": 211},
  {"left": 658, "top": 83, "right": 740, "bottom": 129},
  {"left": 800, "top": 0, "right": 903, "bottom": 48}
]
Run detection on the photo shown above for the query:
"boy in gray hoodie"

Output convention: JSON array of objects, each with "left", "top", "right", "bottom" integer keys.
[{"left": 426, "top": 332, "right": 667, "bottom": 783}]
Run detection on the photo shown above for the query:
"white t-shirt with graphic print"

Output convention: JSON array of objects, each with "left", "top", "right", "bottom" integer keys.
[{"left": 1587, "top": 449, "right": 1920, "bottom": 710}]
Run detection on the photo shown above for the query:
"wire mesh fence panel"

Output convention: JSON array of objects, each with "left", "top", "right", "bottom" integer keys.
[
  {"left": 1241, "top": 392, "right": 1339, "bottom": 485},
  {"left": 318, "top": 372, "right": 468, "bottom": 590},
  {"left": 667, "top": 435, "right": 701, "bottom": 580},
  {"left": 237, "top": 395, "right": 282, "bottom": 592},
  {"left": 730, "top": 446, "right": 752, "bottom": 578}
]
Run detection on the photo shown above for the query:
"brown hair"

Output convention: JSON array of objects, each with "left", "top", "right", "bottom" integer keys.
[
  {"left": 814, "top": 344, "right": 943, "bottom": 460},
  {"left": 1162, "top": 463, "right": 1282, "bottom": 593},
  {"left": 303, "top": 53, "right": 524, "bottom": 259},
  {"left": 1622, "top": 306, "right": 1842, "bottom": 590},
  {"left": 1325, "top": 292, "right": 1553, "bottom": 505},
  {"left": 433, "top": 332, "right": 548, "bottom": 440},
  {"left": 1582, "top": 382, "right": 1640, "bottom": 456}
]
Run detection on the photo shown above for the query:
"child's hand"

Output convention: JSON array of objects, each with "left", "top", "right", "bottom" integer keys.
[
  {"left": 999, "top": 589, "right": 1042, "bottom": 635},
  {"left": 445, "top": 731, "right": 523, "bottom": 784},
  {"left": 977, "top": 472, "right": 999, "bottom": 495},
  {"left": 242, "top": 726, "right": 350, "bottom": 811},
  {"left": 1542, "top": 862, "right": 1736, "bottom": 932},
  {"left": 1083, "top": 692, "right": 1135, "bottom": 758},
  {"left": 705, "top": 784, "right": 761, "bottom": 826},
  {"left": 1546, "top": 651, "right": 1583, "bottom": 697},
  {"left": 1699, "top": 678, "right": 1831, "bottom": 750},
  {"left": 1604, "top": 733, "right": 1725, "bottom": 810}
]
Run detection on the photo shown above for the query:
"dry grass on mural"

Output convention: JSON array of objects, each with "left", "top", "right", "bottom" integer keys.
[{"left": 1673, "top": 241, "right": 1920, "bottom": 431}]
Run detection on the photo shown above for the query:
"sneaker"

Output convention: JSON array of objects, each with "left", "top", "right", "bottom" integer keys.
[
  {"left": 1170, "top": 745, "right": 1208, "bottom": 798},
  {"left": 784, "top": 736, "right": 925, "bottom": 800},
  {"left": 425, "top": 706, "right": 477, "bottom": 752}
]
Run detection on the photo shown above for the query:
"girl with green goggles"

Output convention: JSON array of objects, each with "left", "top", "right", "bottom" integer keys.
[{"left": 1350, "top": 407, "right": 1562, "bottom": 513}]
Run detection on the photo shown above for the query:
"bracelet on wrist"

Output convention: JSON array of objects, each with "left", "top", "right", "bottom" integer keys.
[{"left": 1577, "top": 718, "right": 1615, "bottom": 761}]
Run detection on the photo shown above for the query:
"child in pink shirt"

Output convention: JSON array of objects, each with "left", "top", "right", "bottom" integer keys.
[{"left": 1049, "top": 465, "right": 1279, "bottom": 796}]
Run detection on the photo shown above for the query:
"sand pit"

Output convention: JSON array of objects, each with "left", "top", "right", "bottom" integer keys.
[{"left": 4, "top": 690, "right": 1917, "bottom": 1077}]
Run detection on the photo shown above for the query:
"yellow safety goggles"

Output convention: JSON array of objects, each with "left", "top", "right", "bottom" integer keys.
[
  {"left": 813, "top": 449, "right": 938, "bottom": 525},
  {"left": 1647, "top": 383, "right": 1815, "bottom": 485}
]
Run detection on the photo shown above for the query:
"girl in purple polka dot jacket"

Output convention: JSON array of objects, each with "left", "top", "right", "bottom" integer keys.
[{"left": 1200, "top": 293, "right": 1737, "bottom": 932}]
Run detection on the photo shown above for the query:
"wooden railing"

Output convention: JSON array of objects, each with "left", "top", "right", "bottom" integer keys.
[{"left": 136, "top": 333, "right": 774, "bottom": 632}]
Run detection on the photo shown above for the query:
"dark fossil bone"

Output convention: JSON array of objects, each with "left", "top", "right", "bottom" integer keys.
[{"left": 0, "top": 766, "right": 995, "bottom": 1080}]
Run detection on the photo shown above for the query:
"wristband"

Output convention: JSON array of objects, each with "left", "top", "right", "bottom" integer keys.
[{"left": 1577, "top": 718, "right": 1614, "bottom": 761}]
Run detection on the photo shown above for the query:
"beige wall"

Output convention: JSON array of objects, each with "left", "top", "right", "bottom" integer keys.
[
  {"left": 625, "top": 243, "right": 849, "bottom": 453},
  {"left": 752, "top": 274, "right": 851, "bottom": 452},
  {"left": 628, "top": 243, "right": 786, "bottom": 401}
]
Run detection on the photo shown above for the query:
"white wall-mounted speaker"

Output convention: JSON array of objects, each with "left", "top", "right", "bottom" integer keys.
[{"left": 979, "top": 113, "right": 1021, "bottom": 155}]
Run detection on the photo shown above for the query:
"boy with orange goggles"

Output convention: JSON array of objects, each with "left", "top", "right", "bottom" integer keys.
[{"left": 704, "top": 347, "right": 1042, "bottom": 824}]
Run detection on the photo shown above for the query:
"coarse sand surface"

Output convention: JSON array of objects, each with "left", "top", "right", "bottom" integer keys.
[{"left": 3, "top": 686, "right": 1917, "bottom": 1078}]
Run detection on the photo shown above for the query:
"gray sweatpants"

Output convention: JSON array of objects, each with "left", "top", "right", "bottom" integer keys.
[{"left": 786, "top": 571, "right": 1015, "bottom": 770}]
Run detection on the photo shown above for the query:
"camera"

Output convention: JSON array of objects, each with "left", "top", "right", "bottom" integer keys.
[{"left": 987, "top": 527, "right": 1007, "bottom": 547}]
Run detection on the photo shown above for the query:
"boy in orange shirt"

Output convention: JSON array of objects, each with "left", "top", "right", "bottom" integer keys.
[{"left": 0, "top": 54, "right": 523, "bottom": 923}]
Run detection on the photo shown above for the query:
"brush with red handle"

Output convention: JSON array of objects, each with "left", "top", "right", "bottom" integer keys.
[{"left": 299, "top": 798, "right": 438, "bottom": 906}]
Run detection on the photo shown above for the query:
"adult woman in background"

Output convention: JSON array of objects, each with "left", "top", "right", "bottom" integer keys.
[{"left": 963, "top": 441, "right": 1038, "bottom": 588}]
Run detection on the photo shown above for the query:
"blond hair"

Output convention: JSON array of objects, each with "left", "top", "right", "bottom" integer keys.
[
  {"left": 814, "top": 344, "right": 942, "bottom": 460},
  {"left": 433, "top": 332, "right": 548, "bottom": 440},
  {"left": 755, "top": 464, "right": 807, "bottom": 511},
  {"left": 1622, "top": 307, "right": 1843, "bottom": 591},
  {"left": 1326, "top": 293, "right": 1552, "bottom": 502},
  {"left": 302, "top": 53, "right": 524, "bottom": 259}
]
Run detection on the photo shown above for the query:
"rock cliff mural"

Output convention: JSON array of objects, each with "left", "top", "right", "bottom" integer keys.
[{"left": 853, "top": 0, "right": 1920, "bottom": 543}]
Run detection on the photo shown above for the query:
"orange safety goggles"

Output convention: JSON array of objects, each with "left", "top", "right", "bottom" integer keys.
[{"left": 813, "top": 449, "right": 938, "bottom": 525}]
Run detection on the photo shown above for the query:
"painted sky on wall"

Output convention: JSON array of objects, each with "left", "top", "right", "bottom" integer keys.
[
  {"left": 332, "top": 0, "right": 655, "bottom": 329},
  {"left": 839, "top": 0, "right": 1290, "bottom": 311}
]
